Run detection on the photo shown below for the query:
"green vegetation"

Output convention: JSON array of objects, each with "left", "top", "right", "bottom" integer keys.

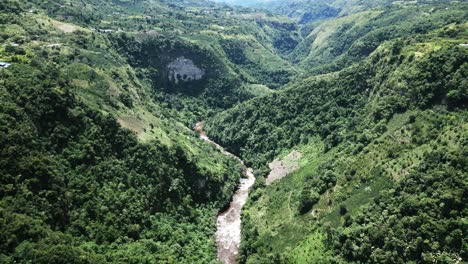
[
  {"left": 206, "top": 7, "right": 468, "bottom": 263},
  {"left": 206, "top": 23, "right": 467, "bottom": 172},
  {"left": 1, "top": 0, "right": 467, "bottom": 263},
  {"left": 0, "top": 61, "right": 244, "bottom": 263},
  {"left": 293, "top": 2, "right": 468, "bottom": 75},
  {"left": 0, "top": 0, "right": 249, "bottom": 262}
]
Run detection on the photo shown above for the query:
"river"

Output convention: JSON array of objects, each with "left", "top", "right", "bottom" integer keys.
[{"left": 195, "top": 121, "right": 256, "bottom": 264}]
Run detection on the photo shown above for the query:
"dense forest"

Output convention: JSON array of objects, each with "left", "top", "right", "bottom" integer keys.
[
  {"left": 1, "top": 0, "right": 467, "bottom": 263},
  {"left": 0, "top": 63, "right": 242, "bottom": 263},
  {"left": 0, "top": 0, "right": 247, "bottom": 262},
  {"left": 205, "top": 2, "right": 467, "bottom": 263}
]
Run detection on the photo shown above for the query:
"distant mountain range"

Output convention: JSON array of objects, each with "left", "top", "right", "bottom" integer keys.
[
  {"left": 210, "top": 0, "right": 394, "bottom": 24},
  {"left": 210, "top": 0, "right": 277, "bottom": 7}
]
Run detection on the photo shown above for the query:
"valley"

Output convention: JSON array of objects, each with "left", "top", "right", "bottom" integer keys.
[
  {"left": 196, "top": 121, "right": 256, "bottom": 264},
  {"left": 0, "top": 0, "right": 467, "bottom": 263}
]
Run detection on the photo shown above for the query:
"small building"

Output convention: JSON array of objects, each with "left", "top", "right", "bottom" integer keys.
[
  {"left": 0, "top": 62, "right": 11, "bottom": 68},
  {"left": 98, "top": 29, "right": 114, "bottom": 33}
]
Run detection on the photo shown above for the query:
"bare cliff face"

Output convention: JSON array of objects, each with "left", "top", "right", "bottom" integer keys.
[{"left": 167, "top": 56, "right": 205, "bottom": 84}]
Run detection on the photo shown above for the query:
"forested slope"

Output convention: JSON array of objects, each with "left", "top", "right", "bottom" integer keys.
[
  {"left": 0, "top": 63, "right": 242, "bottom": 263},
  {"left": 206, "top": 23, "right": 467, "bottom": 171},
  {"left": 0, "top": 0, "right": 258, "bottom": 262},
  {"left": 206, "top": 18, "right": 468, "bottom": 263}
]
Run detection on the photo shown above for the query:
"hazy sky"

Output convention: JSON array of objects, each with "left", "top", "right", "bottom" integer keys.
[{"left": 211, "top": 0, "right": 274, "bottom": 6}]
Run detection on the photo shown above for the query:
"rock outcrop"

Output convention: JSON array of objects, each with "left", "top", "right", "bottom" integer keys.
[{"left": 167, "top": 56, "right": 205, "bottom": 84}]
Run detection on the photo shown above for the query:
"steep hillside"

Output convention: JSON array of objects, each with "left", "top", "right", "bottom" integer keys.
[
  {"left": 0, "top": 63, "right": 242, "bottom": 263},
  {"left": 110, "top": 11, "right": 300, "bottom": 118},
  {"left": 0, "top": 1, "right": 250, "bottom": 262},
  {"left": 206, "top": 22, "right": 467, "bottom": 170},
  {"left": 21, "top": 0, "right": 300, "bottom": 121},
  {"left": 206, "top": 22, "right": 468, "bottom": 263},
  {"left": 291, "top": 2, "right": 468, "bottom": 74}
]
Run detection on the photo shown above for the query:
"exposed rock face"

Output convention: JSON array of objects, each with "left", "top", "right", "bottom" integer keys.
[
  {"left": 167, "top": 56, "right": 205, "bottom": 84},
  {"left": 266, "top": 150, "right": 302, "bottom": 185}
]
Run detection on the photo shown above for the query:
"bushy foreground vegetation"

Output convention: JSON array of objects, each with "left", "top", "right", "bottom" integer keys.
[
  {"left": 238, "top": 108, "right": 467, "bottom": 263},
  {"left": 0, "top": 55, "right": 245, "bottom": 263}
]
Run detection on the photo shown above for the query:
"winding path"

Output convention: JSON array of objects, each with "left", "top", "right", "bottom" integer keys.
[{"left": 195, "top": 122, "right": 256, "bottom": 264}]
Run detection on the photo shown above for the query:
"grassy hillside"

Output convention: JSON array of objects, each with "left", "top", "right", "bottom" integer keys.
[
  {"left": 255, "top": 0, "right": 392, "bottom": 24},
  {"left": 14, "top": 0, "right": 300, "bottom": 121},
  {"left": 289, "top": 2, "right": 468, "bottom": 73},
  {"left": 206, "top": 21, "right": 468, "bottom": 263}
]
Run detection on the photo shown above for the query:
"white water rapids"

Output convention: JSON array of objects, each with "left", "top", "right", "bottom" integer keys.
[{"left": 195, "top": 122, "right": 256, "bottom": 264}]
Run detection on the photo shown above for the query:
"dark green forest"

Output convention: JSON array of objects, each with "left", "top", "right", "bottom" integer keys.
[
  {"left": 0, "top": 0, "right": 467, "bottom": 263},
  {"left": 0, "top": 53, "right": 243, "bottom": 263}
]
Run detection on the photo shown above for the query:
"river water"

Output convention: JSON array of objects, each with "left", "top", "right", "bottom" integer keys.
[{"left": 195, "top": 122, "right": 256, "bottom": 264}]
